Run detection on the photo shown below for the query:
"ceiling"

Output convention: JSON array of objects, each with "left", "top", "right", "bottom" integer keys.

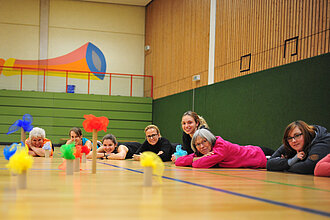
[{"left": 79, "top": 0, "right": 152, "bottom": 6}]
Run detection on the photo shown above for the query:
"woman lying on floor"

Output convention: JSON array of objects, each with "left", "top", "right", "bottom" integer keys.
[{"left": 175, "top": 128, "right": 274, "bottom": 168}]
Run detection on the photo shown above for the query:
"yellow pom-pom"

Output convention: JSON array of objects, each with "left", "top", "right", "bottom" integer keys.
[
  {"left": 6, "top": 149, "right": 33, "bottom": 174},
  {"left": 140, "top": 151, "right": 164, "bottom": 183}
]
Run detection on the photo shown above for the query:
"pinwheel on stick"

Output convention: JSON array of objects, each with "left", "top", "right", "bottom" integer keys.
[
  {"left": 83, "top": 114, "right": 109, "bottom": 174},
  {"left": 7, "top": 114, "right": 33, "bottom": 143},
  {"left": 140, "top": 151, "right": 164, "bottom": 187}
]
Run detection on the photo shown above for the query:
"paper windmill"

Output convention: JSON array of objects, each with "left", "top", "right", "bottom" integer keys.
[
  {"left": 7, "top": 114, "right": 33, "bottom": 135},
  {"left": 173, "top": 145, "right": 188, "bottom": 159},
  {"left": 82, "top": 114, "right": 109, "bottom": 132},
  {"left": 140, "top": 151, "right": 164, "bottom": 184}
]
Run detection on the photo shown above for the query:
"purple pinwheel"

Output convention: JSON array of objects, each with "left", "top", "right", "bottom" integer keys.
[{"left": 7, "top": 114, "right": 33, "bottom": 135}]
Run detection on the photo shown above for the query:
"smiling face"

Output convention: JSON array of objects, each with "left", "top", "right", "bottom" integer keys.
[
  {"left": 194, "top": 136, "right": 212, "bottom": 155},
  {"left": 70, "top": 131, "right": 82, "bottom": 145},
  {"left": 31, "top": 136, "right": 44, "bottom": 148},
  {"left": 145, "top": 128, "right": 159, "bottom": 145},
  {"left": 287, "top": 126, "right": 305, "bottom": 152},
  {"left": 181, "top": 115, "right": 199, "bottom": 137},
  {"left": 103, "top": 139, "right": 116, "bottom": 153}
]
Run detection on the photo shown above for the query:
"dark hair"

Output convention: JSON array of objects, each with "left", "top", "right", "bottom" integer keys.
[
  {"left": 102, "top": 134, "right": 118, "bottom": 146},
  {"left": 282, "top": 120, "right": 316, "bottom": 157},
  {"left": 69, "top": 127, "right": 82, "bottom": 137}
]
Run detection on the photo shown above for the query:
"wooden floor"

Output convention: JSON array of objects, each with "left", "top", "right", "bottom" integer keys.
[{"left": 0, "top": 147, "right": 329, "bottom": 220}]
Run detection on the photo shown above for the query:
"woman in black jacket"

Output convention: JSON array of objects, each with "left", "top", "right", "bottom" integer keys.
[
  {"left": 267, "top": 120, "right": 330, "bottom": 175},
  {"left": 133, "top": 125, "right": 173, "bottom": 162}
]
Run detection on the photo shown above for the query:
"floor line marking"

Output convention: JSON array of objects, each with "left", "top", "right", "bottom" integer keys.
[
  {"left": 98, "top": 161, "right": 330, "bottom": 218},
  {"left": 163, "top": 164, "right": 330, "bottom": 192}
]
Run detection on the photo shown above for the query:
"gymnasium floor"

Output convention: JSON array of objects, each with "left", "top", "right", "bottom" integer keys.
[{"left": 0, "top": 147, "right": 329, "bottom": 220}]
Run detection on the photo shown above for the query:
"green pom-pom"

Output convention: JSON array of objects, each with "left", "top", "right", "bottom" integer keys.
[{"left": 60, "top": 143, "right": 75, "bottom": 160}]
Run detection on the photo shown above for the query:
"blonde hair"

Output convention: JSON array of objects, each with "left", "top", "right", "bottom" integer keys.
[
  {"left": 182, "top": 111, "right": 209, "bottom": 129},
  {"left": 144, "top": 125, "right": 162, "bottom": 137}
]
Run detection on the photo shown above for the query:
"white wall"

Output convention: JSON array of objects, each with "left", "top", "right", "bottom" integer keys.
[{"left": 0, "top": 0, "right": 146, "bottom": 97}]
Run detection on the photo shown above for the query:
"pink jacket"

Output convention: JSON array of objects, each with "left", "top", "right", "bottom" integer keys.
[{"left": 175, "top": 136, "right": 267, "bottom": 168}]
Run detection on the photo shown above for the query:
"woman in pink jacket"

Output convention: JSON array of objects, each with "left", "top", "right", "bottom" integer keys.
[{"left": 175, "top": 128, "right": 272, "bottom": 168}]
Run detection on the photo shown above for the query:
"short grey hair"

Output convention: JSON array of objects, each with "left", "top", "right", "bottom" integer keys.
[
  {"left": 191, "top": 128, "right": 216, "bottom": 153},
  {"left": 29, "top": 127, "right": 46, "bottom": 139}
]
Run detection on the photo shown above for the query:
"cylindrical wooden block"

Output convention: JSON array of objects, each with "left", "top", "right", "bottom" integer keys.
[
  {"left": 66, "top": 159, "right": 74, "bottom": 175},
  {"left": 92, "top": 129, "right": 97, "bottom": 174},
  {"left": 21, "top": 127, "right": 26, "bottom": 144},
  {"left": 18, "top": 170, "right": 27, "bottom": 189},
  {"left": 74, "top": 158, "right": 80, "bottom": 172},
  {"left": 82, "top": 154, "right": 86, "bottom": 163},
  {"left": 44, "top": 150, "right": 50, "bottom": 158},
  {"left": 144, "top": 166, "right": 153, "bottom": 187}
]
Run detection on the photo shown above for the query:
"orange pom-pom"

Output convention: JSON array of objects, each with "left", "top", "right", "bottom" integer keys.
[
  {"left": 74, "top": 145, "right": 83, "bottom": 158},
  {"left": 81, "top": 145, "right": 90, "bottom": 154},
  {"left": 83, "top": 114, "right": 109, "bottom": 132}
]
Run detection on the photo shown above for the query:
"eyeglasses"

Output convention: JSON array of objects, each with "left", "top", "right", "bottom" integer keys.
[
  {"left": 146, "top": 134, "right": 158, "bottom": 139},
  {"left": 287, "top": 133, "right": 303, "bottom": 142}
]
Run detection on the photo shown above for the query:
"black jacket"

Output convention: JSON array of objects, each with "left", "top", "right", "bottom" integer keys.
[
  {"left": 135, "top": 137, "right": 173, "bottom": 162},
  {"left": 267, "top": 125, "right": 330, "bottom": 174}
]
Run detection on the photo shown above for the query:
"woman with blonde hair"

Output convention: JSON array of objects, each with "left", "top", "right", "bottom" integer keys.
[
  {"left": 181, "top": 111, "right": 209, "bottom": 154},
  {"left": 267, "top": 120, "right": 330, "bottom": 174},
  {"left": 133, "top": 125, "right": 173, "bottom": 162}
]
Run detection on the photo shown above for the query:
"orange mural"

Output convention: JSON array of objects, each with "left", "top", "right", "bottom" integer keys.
[{"left": 0, "top": 42, "right": 107, "bottom": 80}]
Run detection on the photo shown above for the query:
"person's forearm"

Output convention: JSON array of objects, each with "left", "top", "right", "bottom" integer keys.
[
  {"left": 107, "top": 153, "right": 125, "bottom": 160},
  {"left": 31, "top": 147, "right": 45, "bottom": 156}
]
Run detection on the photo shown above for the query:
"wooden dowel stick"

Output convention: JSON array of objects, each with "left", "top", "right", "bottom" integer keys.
[
  {"left": 82, "top": 153, "right": 86, "bottom": 163},
  {"left": 21, "top": 127, "right": 26, "bottom": 144},
  {"left": 144, "top": 166, "right": 153, "bottom": 187},
  {"left": 74, "top": 158, "right": 80, "bottom": 172},
  {"left": 44, "top": 150, "right": 50, "bottom": 158},
  {"left": 66, "top": 159, "right": 74, "bottom": 175},
  {"left": 18, "top": 170, "right": 27, "bottom": 189},
  {"left": 92, "top": 129, "right": 97, "bottom": 174}
]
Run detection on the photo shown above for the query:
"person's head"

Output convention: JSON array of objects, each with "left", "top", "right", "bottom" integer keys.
[
  {"left": 282, "top": 120, "right": 316, "bottom": 155},
  {"left": 69, "top": 127, "right": 83, "bottom": 145},
  {"left": 102, "top": 134, "right": 118, "bottom": 153},
  {"left": 191, "top": 128, "right": 216, "bottom": 156},
  {"left": 29, "top": 127, "right": 46, "bottom": 148},
  {"left": 144, "top": 125, "right": 161, "bottom": 146},
  {"left": 181, "top": 111, "right": 208, "bottom": 137}
]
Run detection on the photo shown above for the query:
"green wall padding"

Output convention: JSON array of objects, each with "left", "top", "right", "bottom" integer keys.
[
  {"left": 0, "top": 90, "right": 152, "bottom": 145},
  {"left": 153, "top": 53, "right": 330, "bottom": 150}
]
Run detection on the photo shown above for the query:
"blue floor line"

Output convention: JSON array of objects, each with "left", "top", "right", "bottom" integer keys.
[{"left": 98, "top": 161, "right": 330, "bottom": 218}]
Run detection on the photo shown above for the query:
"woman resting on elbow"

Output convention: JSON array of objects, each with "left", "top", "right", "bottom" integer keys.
[
  {"left": 267, "top": 120, "right": 330, "bottom": 175},
  {"left": 87, "top": 134, "right": 141, "bottom": 160},
  {"left": 175, "top": 128, "right": 271, "bottom": 169},
  {"left": 133, "top": 125, "right": 173, "bottom": 162},
  {"left": 25, "top": 127, "right": 53, "bottom": 157}
]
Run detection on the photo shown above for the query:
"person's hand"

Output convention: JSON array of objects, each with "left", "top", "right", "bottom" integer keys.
[
  {"left": 171, "top": 154, "right": 176, "bottom": 162},
  {"left": 203, "top": 151, "right": 214, "bottom": 157},
  {"left": 133, "top": 154, "right": 141, "bottom": 161},
  {"left": 297, "top": 151, "right": 306, "bottom": 160}
]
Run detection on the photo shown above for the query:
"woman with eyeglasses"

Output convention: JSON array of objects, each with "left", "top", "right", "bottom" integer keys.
[
  {"left": 267, "top": 120, "right": 330, "bottom": 175},
  {"left": 175, "top": 128, "right": 273, "bottom": 168},
  {"left": 133, "top": 125, "right": 173, "bottom": 162}
]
